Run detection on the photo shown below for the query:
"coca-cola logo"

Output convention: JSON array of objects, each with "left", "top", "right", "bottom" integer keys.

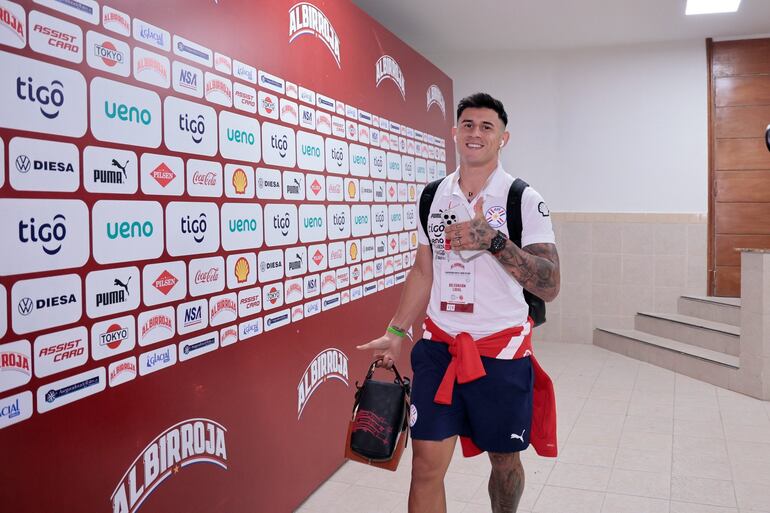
[
  {"left": 192, "top": 171, "right": 218, "bottom": 186},
  {"left": 195, "top": 267, "right": 220, "bottom": 284}
]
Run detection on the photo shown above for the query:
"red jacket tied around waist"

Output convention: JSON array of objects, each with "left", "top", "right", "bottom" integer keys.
[{"left": 422, "top": 317, "right": 558, "bottom": 458}]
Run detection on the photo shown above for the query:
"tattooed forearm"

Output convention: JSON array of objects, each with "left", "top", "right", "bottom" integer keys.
[{"left": 495, "top": 242, "right": 560, "bottom": 301}]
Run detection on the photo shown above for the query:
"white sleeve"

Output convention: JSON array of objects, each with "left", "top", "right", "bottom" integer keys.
[{"left": 520, "top": 187, "right": 555, "bottom": 247}]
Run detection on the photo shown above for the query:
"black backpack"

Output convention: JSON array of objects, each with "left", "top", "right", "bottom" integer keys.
[{"left": 418, "top": 177, "right": 546, "bottom": 327}]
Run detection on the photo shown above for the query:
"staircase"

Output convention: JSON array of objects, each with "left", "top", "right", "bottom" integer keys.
[{"left": 594, "top": 295, "right": 741, "bottom": 387}]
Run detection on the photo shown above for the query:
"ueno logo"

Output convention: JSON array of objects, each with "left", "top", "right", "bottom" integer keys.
[
  {"left": 107, "top": 219, "right": 153, "bottom": 239},
  {"left": 105, "top": 99, "right": 152, "bottom": 126}
]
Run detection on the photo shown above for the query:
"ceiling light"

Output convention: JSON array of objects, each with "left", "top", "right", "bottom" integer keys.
[{"left": 686, "top": 0, "right": 741, "bottom": 15}]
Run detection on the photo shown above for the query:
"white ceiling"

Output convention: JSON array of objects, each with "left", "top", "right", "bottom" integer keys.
[{"left": 352, "top": 0, "right": 770, "bottom": 53}]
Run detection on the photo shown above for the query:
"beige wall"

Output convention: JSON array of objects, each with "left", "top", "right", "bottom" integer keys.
[{"left": 535, "top": 213, "right": 707, "bottom": 344}]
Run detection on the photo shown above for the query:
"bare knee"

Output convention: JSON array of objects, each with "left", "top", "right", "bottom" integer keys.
[
  {"left": 411, "top": 439, "right": 455, "bottom": 484},
  {"left": 411, "top": 451, "right": 448, "bottom": 484},
  {"left": 489, "top": 452, "right": 523, "bottom": 473}
]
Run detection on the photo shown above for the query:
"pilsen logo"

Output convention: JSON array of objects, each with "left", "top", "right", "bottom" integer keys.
[
  {"left": 153, "top": 271, "right": 178, "bottom": 295},
  {"left": 288, "top": 2, "right": 341, "bottom": 68},
  {"left": 110, "top": 418, "right": 228, "bottom": 513},
  {"left": 151, "top": 163, "right": 175, "bottom": 187},
  {"left": 375, "top": 55, "right": 405, "bottom": 100},
  {"left": 426, "top": 84, "right": 446, "bottom": 118},
  {"left": 297, "top": 348, "right": 349, "bottom": 419}
]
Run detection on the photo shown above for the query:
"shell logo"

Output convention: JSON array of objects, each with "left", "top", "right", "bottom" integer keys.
[
  {"left": 347, "top": 180, "right": 357, "bottom": 198},
  {"left": 232, "top": 168, "right": 248, "bottom": 194},
  {"left": 234, "top": 257, "right": 250, "bottom": 283},
  {"left": 349, "top": 242, "right": 358, "bottom": 260}
]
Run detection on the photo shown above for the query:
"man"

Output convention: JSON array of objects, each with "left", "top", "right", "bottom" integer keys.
[{"left": 357, "top": 92, "right": 560, "bottom": 513}]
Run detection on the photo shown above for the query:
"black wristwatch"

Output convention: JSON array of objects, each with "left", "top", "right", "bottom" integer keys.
[{"left": 487, "top": 230, "right": 508, "bottom": 255}]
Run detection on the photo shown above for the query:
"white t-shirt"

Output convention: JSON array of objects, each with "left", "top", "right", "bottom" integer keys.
[{"left": 416, "top": 164, "right": 555, "bottom": 339}]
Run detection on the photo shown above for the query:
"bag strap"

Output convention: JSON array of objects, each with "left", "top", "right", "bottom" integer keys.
[
  {"left": 506, "top": 178, "right": 528, "bottom": 247},
  {"left": 419, "top": 178, "right": 445, "bottom": 252}
]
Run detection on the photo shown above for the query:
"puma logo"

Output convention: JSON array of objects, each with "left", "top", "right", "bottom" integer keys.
[
  {"left": 510, "top": 429, "right": 526, "bottom": 443},
  {"left": 114, "top": 276, "right": 131, "bottom": 295},
  {"left": 111, "top": 159, "right": 129, "bottom": 179}
]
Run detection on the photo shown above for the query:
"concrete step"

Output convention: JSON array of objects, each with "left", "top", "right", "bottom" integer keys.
[
  {"left": 594, "top": 328, "right": 738, "bottom": 389},
  {"left": 678, "top": 295, "right": 741, "bottom": 327},
  {"left": 635, "top": 312, "right": 740, "bottom": 356}
]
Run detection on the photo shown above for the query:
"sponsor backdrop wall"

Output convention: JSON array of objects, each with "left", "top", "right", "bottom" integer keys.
[{"left": 0, "top": 0, "right": 453, "bottom": 511}]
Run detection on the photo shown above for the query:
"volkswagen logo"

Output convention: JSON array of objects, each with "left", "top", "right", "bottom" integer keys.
[
  {"left": 15, "top": 155, "right": 31, "bottom": 174},
  {"left": 17, "top": 297, "right": 33, "bottom": 316}
]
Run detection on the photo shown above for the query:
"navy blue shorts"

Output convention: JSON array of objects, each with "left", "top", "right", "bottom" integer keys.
[{"left": 409, "top": 338, "right": 534, "bottom": 453}]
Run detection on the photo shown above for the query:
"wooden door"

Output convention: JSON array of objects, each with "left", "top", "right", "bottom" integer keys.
[{"left": 709, "top": 38, "right": 770, "bottom": 297}]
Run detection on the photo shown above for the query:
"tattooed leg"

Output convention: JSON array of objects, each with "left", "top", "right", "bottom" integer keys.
[{"left": 488, "top": 452, "right": 525, "bottom": 513}]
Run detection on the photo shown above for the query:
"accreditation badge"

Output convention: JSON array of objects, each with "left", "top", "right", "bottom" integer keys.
[{"left": 439, "top": 255, "right": 475, "bottom": 313}]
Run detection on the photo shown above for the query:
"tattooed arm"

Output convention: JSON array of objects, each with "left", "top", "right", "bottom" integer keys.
[{"left": 444, "top": 199, "right": 561, "bottom": 301}]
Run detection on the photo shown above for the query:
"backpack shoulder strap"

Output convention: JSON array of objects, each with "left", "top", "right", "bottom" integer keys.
[
  {"left": 506, "top": 178, "right": 529, "bottom": 247},
  {"left": 419, "top": 178, "right": 445, "bottom": 243}
]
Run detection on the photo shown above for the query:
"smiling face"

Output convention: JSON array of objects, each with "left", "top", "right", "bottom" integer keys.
[{"left": 453, "top": 107, "right": 509, "bottom": 170}]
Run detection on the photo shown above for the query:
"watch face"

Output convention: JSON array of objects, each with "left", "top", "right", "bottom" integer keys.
[{"left": 489, "top": 231, "right": 507, "bottom": 254}]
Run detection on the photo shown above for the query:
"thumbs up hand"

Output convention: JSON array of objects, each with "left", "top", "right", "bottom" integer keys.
[{"left": 444, "top": 198, "right": 496, "bottom": 251}]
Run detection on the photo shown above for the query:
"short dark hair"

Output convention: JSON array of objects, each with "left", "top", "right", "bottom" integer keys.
[{"left": 456, "top": 93, "right": 508, "bottom": 126}]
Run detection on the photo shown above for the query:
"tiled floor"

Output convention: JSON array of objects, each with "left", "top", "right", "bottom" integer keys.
[{"left": 295, "top": 343, "right": 770, "bottom": 513}]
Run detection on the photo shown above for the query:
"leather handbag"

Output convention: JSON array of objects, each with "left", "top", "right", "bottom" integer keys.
[{"left": 344, "top": 360, "right": 411, "bottom": 471}]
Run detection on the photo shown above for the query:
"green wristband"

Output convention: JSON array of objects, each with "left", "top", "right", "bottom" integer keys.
[{"left": 387, "top": 325, "right": 406, "bottom": 338}]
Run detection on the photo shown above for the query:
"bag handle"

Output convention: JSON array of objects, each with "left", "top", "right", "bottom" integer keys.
[{"left": 351, "top": 359, "right": 411, "bottom": 416}]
